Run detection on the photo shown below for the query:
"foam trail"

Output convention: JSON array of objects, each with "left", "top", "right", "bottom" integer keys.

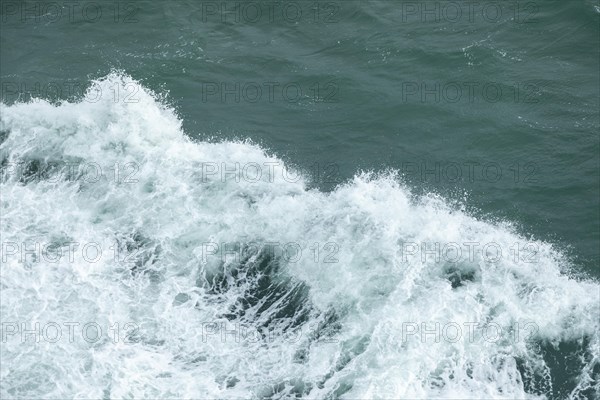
[{"left": 0, "top": 73, "right": 598, "bottom": 399}]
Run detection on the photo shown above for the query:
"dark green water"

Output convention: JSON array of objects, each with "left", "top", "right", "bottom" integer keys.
[{"left": 2, "top": 0, "right": 598, "bottom": 275}]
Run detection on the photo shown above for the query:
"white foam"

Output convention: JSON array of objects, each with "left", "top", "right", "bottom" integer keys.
[{"left": 1, "top": 73, "right": 598, "bottom": 399}]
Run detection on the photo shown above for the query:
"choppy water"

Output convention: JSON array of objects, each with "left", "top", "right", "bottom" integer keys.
[{"left": 0, "top": 1, "right": 599, "bottom": 399}]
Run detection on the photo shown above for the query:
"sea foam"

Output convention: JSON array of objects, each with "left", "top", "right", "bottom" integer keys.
[{"left": 0, "top": 73, "right": 598, "bottom": 399}]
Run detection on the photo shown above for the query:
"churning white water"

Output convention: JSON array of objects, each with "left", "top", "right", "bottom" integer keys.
[{"left": 0, "top": 74, "right": 598, "bottom": 399}]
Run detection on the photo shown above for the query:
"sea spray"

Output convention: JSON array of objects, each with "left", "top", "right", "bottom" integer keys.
[{"left": 1, "top": 73, "right": 598, "bottom": 399}]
